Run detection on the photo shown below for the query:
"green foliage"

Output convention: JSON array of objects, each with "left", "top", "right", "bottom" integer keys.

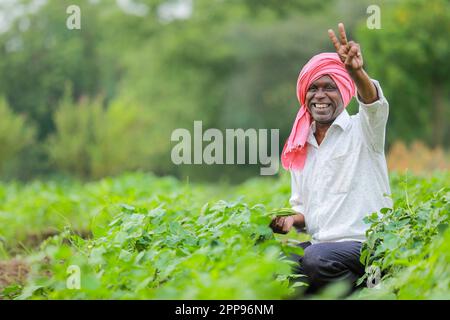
[
  {"left": 0, "top": 174, "right": 192, "bottom": 250},
  {"left": 0, "top": 171, "right": 300, "bottom": 299},
  {"left": 0, "top": 0, "right": 106, "bottom": 138},
  {"left": 11, "top": 183, "right": 298, "bottom": 299},
  {"left": 0, "top": 98, "right": 36, "bottom": 174},
  {"left": 1, "top": 171, "right": 449, "bottom": 299},
  {"left": 353, "top": 172, "right": 450, "bottom": 299},
  {"left": 353, "top": 227, "right": 450, "bottom": 300},
  {"left": 356, "top": 0, "right": 450, "bottom": 148},
  {"left": 0, "top": 0, "right": 449, "bottom": 299},
  {"left": 0, "top": 0, "right": 379, "bottom": 181},
  {"left": 47, "top": 92, "right": 153, "bottom": 179}
]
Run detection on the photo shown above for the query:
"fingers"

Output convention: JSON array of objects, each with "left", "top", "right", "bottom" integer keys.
[
  {"left": 345, "top": 45, "right": 360, "bottom": 68},
  {"left": 355, "top": 43, "right": 361, "bottom": 57},
  {"left": 281, "top": 217, "right": 289, "bottom": 233},
  {"left": 270, "top": 217, "right": 284, "bottom": 231},
  {"left": 329, "top": 24, "right": 363, "bottom": 70},
  {"left": 281, "top": 216, "right": 294, "bottom": 233},
  {"left": 276, "top": 217, "right": 284, "bottom": 229},
  {"left": 270, "top": 217, "right": 277, "bottom": 229},
  {"left": 270, "top": 216, "right": 292, "bottom": 234},
  {"left": 328, "top": 29, "right": 340, "bottom": 51},
  {"left": 329, "top": 23, "right": 350, "bottom": 54},
  {"left": 345, "top": 46, "right": 355, "bottom": 63},
  {"left": 348, "top": 41, "right": 360, "bottom": 53},
  {"left": 338, "top": 22, "right": 348, "bottom": 46}
]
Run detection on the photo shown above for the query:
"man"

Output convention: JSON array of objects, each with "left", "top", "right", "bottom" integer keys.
[{"left": 270, "top": 23, "right": 393, "bottom": 293}]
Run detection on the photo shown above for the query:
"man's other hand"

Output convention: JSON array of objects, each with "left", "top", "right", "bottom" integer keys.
[{"left": 270, "top": 216, "right": 295, "bottom": 234}]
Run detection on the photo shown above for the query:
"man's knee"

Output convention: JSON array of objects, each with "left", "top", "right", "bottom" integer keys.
[
  {"left": 300, "top": 242, "right": 365, "bottom": 292},
  {"left": 301, "top": 244, "right": 350, "bottom": 280},
  {"left": 301, "top": 245, "right": 330, "bottom": 280}
]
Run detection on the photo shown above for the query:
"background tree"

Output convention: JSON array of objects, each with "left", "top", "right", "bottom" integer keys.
[
  {"left": 0, "top": 0, "right": 447, "bottom": 181},
  {"left": 357, "top": 0, "right": 450, "bottom": 148},
  {"left": 0, "top": 98, "right": 36, "bottom": 176}
]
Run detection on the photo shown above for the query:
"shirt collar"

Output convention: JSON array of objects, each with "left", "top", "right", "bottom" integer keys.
[
  {"left": 307, "top": 109, "right": 351, "bottom": 146},
  {"left": 310, "top": 109, "right": 351, "bottom": 132},
  {"left": 331, "top": 109, "right": 351, "bottom": 131}
]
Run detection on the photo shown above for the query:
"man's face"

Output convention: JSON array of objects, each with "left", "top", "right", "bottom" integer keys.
[{"left": 305, "top": 75, "right": 344, "bottom": 124}]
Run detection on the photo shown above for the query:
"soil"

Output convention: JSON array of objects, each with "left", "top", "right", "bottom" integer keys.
[
  {"left": 0, "top": 259, "right": 29, "bottom": 291},
  {"left": 0, "top": 229, "right": 92, "bottom": 298}
]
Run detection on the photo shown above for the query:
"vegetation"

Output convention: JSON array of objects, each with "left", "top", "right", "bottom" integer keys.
[
  {"left": 0, "top": 0, "right": 448, "bottom": 301},
  {"left": 0, "top": 171, "right": 448, "bottom": 299},
  {"left": 0, "top": 0, "right": 448, "bottom": 181}
]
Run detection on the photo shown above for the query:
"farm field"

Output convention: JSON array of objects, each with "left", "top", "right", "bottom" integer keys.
[{"left": 0, "top": 171, "right": 448, "bottom": 300}]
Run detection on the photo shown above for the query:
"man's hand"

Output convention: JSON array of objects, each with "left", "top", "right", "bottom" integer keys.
[
  {"left": 328, "top": 23, "right": 363, "bottom": 74},
  {"left": 328, "top": 22, "right": 378, "bottom": 104},
  {"left": 270, "top": 216, "right": 295, "bottom": 234}
]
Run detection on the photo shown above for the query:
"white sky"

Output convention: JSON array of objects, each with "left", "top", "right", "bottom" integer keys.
[
  {"left": 0, "top": 0, "right": 192, "bottom": 33},
  {"left": 0, "top": 0, "right": 47, "bottom": 33}
]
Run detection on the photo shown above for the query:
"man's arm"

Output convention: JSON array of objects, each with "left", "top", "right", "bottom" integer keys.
[
  {"left": 328, "top": 23, "right": 389, "bottom": 153},
  {"left": 356, "top": 79, "right": 389, "bottom": 153},
  {"left": 328, "top": 23, "right": 379, "bottom": 103},
  {"left": 349, "top": 69, "right": 379, "bottom": 104}
]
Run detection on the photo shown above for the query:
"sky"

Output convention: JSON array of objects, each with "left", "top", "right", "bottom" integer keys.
[
  {"left": 0, "top": 0, "right": 47, "bottom": 33},
  {"left": 0, "top": 0, "right": 193, "bottom": 33}
]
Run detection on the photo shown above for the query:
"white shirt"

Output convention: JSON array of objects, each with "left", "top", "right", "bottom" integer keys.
[{"left": 289, "top": 79, "right": 393, "bottom": 244}]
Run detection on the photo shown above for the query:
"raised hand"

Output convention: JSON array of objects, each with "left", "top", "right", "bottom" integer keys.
[{"left": 328, "top": 23, "right": 364, "bottom": 74}]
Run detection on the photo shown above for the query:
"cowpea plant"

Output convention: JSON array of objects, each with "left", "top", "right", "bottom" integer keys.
[
  {"left": 17, "top": 199, "right": 302, "bottom": 299},
  {"left": 355, "top": 174, "right": 449, "bottom": 299},
  {"left": 1, "top": 171, "right": 449, "bottom": 299}
]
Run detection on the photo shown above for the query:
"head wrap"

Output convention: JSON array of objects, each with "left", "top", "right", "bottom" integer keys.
[{"left": 281, "top": 52, "right": 356, "bottom": 171}]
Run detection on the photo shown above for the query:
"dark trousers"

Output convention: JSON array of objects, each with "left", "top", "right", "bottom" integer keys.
[{"left": 290, "top": 241, "right": 365, "bottom": 295}]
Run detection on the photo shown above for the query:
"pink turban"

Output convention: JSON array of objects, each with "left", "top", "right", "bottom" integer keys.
[{"left": 281, "top": 52, "right": 356, "bottom": 171}]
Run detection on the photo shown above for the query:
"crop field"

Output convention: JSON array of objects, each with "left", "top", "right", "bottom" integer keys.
[{"left": 0, "top": 171, "right": 448, "bottom": 300}]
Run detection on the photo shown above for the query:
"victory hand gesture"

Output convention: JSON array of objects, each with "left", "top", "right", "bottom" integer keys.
[{"left": 328, "top": 23, "right": 363, "bottom": 74}]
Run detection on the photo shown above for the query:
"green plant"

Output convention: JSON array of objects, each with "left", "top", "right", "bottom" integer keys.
[
  {"left": 355, "top": 173, "right": 449, "bottom": 299},
  {"left": 1, "top": 171, "right": 449, "bottom": 299},
  {"left": 18, "top": 200, "right": 300, "bottom": 299}
]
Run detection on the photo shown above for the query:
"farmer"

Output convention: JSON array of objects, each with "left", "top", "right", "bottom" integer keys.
[{"left": 270, "top": 23, "right": 393, "bottom": 293}]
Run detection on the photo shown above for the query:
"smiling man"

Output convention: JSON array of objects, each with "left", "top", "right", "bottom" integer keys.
[{"left": 270, "top": 23, "right": 393, "bottom": 293}]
